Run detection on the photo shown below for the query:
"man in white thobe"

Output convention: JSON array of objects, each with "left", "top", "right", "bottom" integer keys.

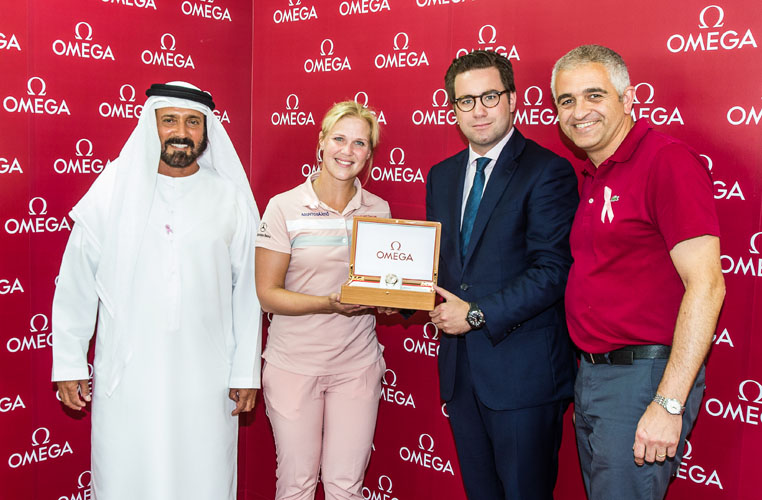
[{"left": 52, "top": 82, "right": 261, "bottom": 500}]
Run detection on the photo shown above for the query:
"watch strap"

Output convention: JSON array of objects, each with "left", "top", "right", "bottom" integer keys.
[{"left": 653, "top": 394, "right": 685, "bottom": 415}]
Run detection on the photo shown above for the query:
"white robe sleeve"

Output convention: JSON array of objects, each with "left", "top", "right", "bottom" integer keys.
[
  {"left": 51, "top": 224, "right": 100, "bottom": 381},
  {"left": 228, "top": 194, "right": 262, "bottom": 389}
]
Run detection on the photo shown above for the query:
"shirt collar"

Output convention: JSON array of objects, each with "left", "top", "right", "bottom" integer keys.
[
  {"left": 467, "top": 127, "right": 515, "bottom": 167},
  {"left": 300, "top": 170, "right": 366, "bottom": 212},
  {"left": 583, "top": 119, "right": 651, "bottom": 176}
]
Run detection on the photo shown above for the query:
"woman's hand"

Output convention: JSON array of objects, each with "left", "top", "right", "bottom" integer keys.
[
  {"left": 376, "top": 306, "right": 399, "bottom": 316},
  {"left": 328, "top": 293, "right": 371, "bottom": 315}
]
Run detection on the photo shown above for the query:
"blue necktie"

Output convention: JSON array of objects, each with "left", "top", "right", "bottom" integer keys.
[{"left": 460, "top": 157, "right": 490, "bottom": 261}]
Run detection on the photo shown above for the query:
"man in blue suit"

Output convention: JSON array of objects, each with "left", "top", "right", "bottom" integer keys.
[{"left": 426, "top": 50, "right": 578, "bottom": 499}]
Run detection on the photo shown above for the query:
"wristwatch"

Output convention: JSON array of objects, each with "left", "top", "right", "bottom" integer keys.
[
  {"left": 465, "top": 302, "right": 485, "bottom": 329},
  {"left": 384, "top": 273, "right": 400, "bottom": 287},
  {"left": 653, "top": 394, "right": 685, "bottom": 415}
]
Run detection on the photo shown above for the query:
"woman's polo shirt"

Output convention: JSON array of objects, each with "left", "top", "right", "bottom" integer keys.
[{"left": 256, "top": 173, "right": 390, "bottom": 376}]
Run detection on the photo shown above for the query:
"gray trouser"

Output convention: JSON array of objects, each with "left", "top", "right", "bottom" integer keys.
[{"left": 575, "top": 357, "right": 705, "bottom": 500}]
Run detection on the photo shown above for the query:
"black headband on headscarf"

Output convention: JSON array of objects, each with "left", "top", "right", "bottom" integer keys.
[{"left": 145, "top": 83, "right": 216, "bottom": 110}]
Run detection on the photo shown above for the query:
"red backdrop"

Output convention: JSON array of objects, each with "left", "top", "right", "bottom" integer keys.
[{"left": 2, "top": 1, "right": 760, "bottom": 499}]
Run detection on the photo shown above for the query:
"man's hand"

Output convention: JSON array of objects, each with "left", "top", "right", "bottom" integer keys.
[
  {"left": 632, "top": 402, "right": 682, "bottom": 466},
  {"left": 429, "top": 285, "right": 471, "bottom": 335},
  {"left": 57, "top": 380, "right": 91, "bottom": 411},
  {"left": 229, "top": 388, "right": 258, "bottom": 416}
]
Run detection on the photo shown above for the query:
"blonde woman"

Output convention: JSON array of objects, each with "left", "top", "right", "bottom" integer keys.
[{"left": 255, "top": 101, "right": 390, "bottom": 500}]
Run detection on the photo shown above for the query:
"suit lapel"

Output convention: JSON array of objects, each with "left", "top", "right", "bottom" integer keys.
[
  {"left": 448, "top": 151, "right": 469, "bottom": 273},
  {"left": 461, "top": 130, "right": 526, "bottom": 269}
]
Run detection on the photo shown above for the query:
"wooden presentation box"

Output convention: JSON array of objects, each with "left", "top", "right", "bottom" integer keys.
[{"left": 340, "top": 216, "right": 441, "bottom": 311}]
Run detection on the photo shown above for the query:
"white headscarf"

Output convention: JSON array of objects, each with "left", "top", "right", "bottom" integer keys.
[{"left": 70, "top": 82, "right": 259, "bottom": 396}]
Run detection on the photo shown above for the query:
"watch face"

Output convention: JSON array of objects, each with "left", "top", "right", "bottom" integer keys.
[
  {"left": 467, "top": 308, "right": 484, "bottom": 328},
  {"left": 665, "top": 399, "right": 682, "bottom": 414}
]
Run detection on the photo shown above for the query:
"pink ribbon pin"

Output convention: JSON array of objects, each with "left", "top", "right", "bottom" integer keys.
[{"left": 601, "top": 186, "right": 615, "bottom": 223}]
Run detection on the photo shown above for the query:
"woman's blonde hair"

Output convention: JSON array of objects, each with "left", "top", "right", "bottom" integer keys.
[{"left": 318, "top": 100, "right": 380, "bottom": 151}]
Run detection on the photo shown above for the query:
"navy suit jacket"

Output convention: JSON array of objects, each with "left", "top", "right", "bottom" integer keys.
[{"left": 426, "top": 129, "right": 578, "bottom": 410}]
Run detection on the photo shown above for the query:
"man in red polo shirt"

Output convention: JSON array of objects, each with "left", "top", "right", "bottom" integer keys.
[{"left": 551, "top": 45, "right": 726, "bottom": 500}]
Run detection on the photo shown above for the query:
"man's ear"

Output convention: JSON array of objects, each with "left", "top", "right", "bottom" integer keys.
[
  {"left": 621, "top": 86, "right": 636, "bottom": 115},
  {"left": 507, "top": 91, "right": 517, "bottom": 113}
]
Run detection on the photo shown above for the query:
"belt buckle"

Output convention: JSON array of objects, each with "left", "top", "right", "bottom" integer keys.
[
  {"left": 620, "top": 350, "right": 634, "bottom": 364},
  {"left": 609, "top": 348, "right": 635, "bottom": 365}
]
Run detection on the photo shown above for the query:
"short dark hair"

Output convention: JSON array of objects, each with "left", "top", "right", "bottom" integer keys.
[{"left": 444, "top": 50, "right": 515, "bottom": 103}]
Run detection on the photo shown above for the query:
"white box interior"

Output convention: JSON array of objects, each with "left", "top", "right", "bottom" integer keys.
[{"left": 351, "top": 220, "right": 437, "bottom": 284}]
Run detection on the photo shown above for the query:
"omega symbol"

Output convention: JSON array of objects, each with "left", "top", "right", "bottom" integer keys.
[
  {"left": 31, "top": 427, "right": 51, "bottom": 446},
  {"left": 441, "top": 402, "right": 449, "bottom": 417},
  {"left": 422, "top": 321, "right": 440, "bottom": 340},
  {"left": 633, "top": 82, "right": 656, "bottom": 104},
  {"left": 320, "top": 38, "right": 334, "bottom": 56},
  {"left": 74, "top": 21, "right": 93, "bottom": 41},
  {"left": 478, "top": 24, "right": 497, "bottom": 44},
  {"left": 160, "top": 33, "right": 177, "bottom": 51},
  {"left": 29, "top": 313, "right": 49, "bottom": 333},
  {"left": 748, "top": 232, "right": 762, "bottom": 254},
  {"left": 738, "top": 379, "right": 762, "bottom": 403},
  {"left": 266, "top": 312, "right": 274, "bottom": 323},
  {"left": 382, "top": 368, "right": 397, "bottom": 387},
  {"left": 432, "top": 88, "right": 449, "bottom": 107},
  {"left": 288, "top": 0, "right": 301, "bottom": 5},
  {"left": 75, "top": 138, "right": 94, "bottom": 157},
  {"left": 119, "top": 84, "right": 136, "bottom": 102},
  {"left": 523, "top": 86, "right": 543, "bottom": 106},
  {"left": 388, "top": 147, "right": 405, "bottom": 165},
  {"left": 390, "top": 241, "right": 402, "bottom": 251},
  {"left": 26, "top": 76, "right": 47, "bottom": 96},
  {"left": 285, "top": 94, "right": 299, "bottom": 110},
  {"left": 418, "top": 433, "right": 435, "bottom": 452},
  {"left": 78, "top": 470, "right": 92, "bottom": 489},
  {"left": 378, "top": 475, "right": 393, "bottom": 493},
  {"left": 354, "top": 91, "right": 369, "bottom": 108},
  {"left": 698, "top": 5, "right": 725, "bottom": 29},
  {"left": 699, "top": 154, "right": 713, "bottom": 171},
  {"left": 28, "top": 197, "right": 48, "bottom": 216},
  {"left": 393, "top": 32, "right": 409, "bottom": 51},
  {"left": 683, "top": 439, "right": 693, "bottom": 460}
]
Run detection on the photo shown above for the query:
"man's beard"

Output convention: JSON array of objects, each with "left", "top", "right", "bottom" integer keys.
[{"left": 160, "top": 134, "right": 208, "bottom": 168}]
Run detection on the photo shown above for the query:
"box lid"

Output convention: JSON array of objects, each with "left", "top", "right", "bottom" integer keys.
[{"left": 350, "top": 217, "right": 440, "bottom": 282}]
